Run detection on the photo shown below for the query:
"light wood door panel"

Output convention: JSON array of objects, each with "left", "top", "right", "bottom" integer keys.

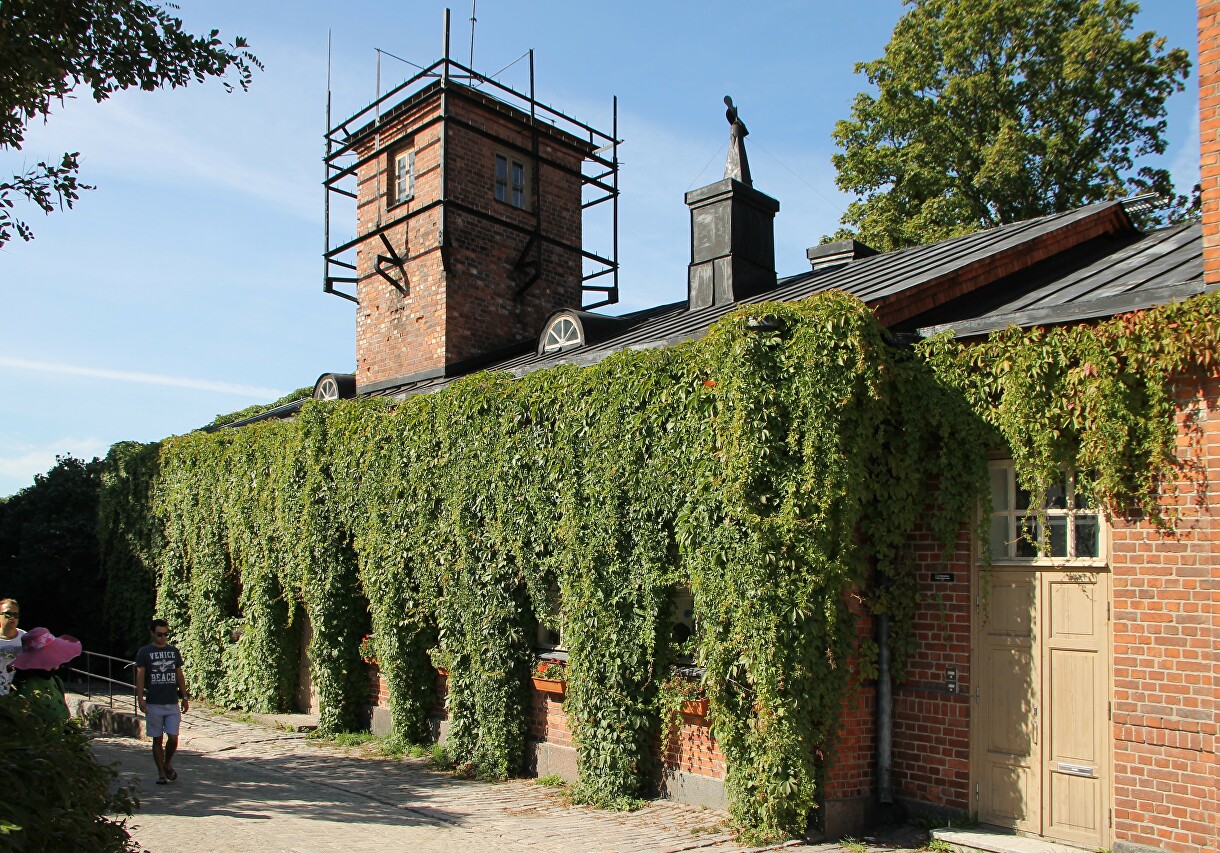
[
  {"left": 973, "top": 569, "right": 1110, "bottom": 848},
  {"left": 1043, "top": 572, "right": 1108, "bottom": 847},
  {"left": 976, "top": 571, "right": 1040, "bottom": 833}
]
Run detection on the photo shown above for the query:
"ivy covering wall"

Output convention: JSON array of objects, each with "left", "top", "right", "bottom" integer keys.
[{"left": 92, "top": 290, "right": 1218, "bottom": 840}]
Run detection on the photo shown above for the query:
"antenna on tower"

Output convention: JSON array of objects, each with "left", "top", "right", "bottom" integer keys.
[
  {"left": 323, "top": 29, "right": 334, "bottom": 298},
  {"left": 469, "top": 0, "right": 477, "bottom": 69},
  {"left": 374, "top": 48, "right": 383, "bottom": 227}
]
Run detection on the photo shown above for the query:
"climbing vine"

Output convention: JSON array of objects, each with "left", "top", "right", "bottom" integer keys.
[
  {"left": 98, "top": 442, "right": 162, "bottom": 657},
  {"left": 90, "top": 290, "right": 1217, "bottom": 841},
  {"left": 921, "top": 291, "right": 1220, "bottom": 531}
]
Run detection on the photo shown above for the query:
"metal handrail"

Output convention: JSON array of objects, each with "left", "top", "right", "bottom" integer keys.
[{"left": 66, "top": 650, "right": 137, "bottom": 713}]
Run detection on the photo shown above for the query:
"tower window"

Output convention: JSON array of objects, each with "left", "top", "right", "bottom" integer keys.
[
  {"left": 495, "top": 153, "right": 528, "bottom": 209},
  {"left": 391, "top": 146, "right": 415, "bottom": 207}
]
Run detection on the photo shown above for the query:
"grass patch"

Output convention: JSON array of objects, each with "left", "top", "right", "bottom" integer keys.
[
  {"left": 535, "top": 774, "right": 568, "bottom": 788},
  {"left": 840, "top": 838, "right": 867, "bottom": 853},
  {"left": 306, "top": 729, "right": 447, "bottom": 762},
  {"left": 331, "top": 731, "right": 378, "bottom": 748}
]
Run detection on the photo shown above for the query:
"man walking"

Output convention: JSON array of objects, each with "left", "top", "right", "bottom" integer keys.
[{"left": 135, "top": 619, "right": 190, "bottom": 785}]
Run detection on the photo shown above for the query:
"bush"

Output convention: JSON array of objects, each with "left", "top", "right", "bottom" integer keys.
[{"left": 0, "top": 696, "right": 139, "bottom": 852}]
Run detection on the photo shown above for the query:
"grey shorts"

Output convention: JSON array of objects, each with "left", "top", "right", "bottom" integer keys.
[{"left": 145, "top": 703, "right": 181, "bottom": 738}]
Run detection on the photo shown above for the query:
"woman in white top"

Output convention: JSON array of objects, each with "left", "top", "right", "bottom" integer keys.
[{"left": 0, "top": 598, "right": 26, "bottom": 696}]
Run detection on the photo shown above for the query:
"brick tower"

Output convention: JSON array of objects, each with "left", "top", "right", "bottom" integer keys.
[{"left": 324, "top": 44, "right": 618, "bottom": 393}]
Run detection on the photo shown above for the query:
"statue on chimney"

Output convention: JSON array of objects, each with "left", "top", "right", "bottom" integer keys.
[{"left": 723, "top": 95, "right": 753, "bottom": 186}]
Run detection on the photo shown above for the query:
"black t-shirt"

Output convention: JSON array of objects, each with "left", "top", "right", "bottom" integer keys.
[{"left": 135, "top": 644, "right": 183, "bottom": 705}]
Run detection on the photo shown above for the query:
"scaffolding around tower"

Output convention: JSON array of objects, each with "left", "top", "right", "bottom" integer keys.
[{"left": 322, "top": 16, "right": 620, "bottom": 311}]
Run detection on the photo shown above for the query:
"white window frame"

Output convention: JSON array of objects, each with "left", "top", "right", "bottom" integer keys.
[
  {"left": 495, "top": 153, "right": 529, "bottom": 210},
  {"left": 390, "top": 146, "right": 415, "bottom": 207},
  {"left": 540, "top": 315, "right": 583, "bottom": 354},
  {"left": 987, "top": 459, "right": 1107, "bottom": 565}
]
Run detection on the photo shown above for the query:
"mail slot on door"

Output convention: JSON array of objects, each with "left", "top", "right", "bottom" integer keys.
[{"left": 1057, "top": 763, "right": 1095, "bottom": 778}]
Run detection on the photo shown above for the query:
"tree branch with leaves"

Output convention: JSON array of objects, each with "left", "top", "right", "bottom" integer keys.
[
  {"left": 0, "top": 0, "right": 261, "bottom": 247},
  {"left": 829, "top": 0, "right": 1190, "bottom": 252}
]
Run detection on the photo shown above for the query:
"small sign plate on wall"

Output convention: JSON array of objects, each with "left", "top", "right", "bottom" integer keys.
[{"left": 932, "top": 572, "right": 954, "bottom": 583}]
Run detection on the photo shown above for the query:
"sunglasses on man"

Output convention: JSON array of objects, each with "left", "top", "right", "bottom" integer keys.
[
  {"left": 153, "top": 630, "right": 170, "bottom": 637},
  {"left": 0, "top": 612, "right": 18, "bottom": 619}
]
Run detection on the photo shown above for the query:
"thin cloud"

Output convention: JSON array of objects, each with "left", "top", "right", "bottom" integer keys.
[
  {"left": 0, "top": 437, "right": 109, "bottom": 497},
  {"left": 0, "top": 357, "right": 281, "bottom": 398}
]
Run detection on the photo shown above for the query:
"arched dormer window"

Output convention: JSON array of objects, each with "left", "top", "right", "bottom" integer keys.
[
  {"left": 539, "top": 313, "right": 584, "bottom": 354},
  {"left": 312, "top": 373, "right": 356, "bottom": 401}
]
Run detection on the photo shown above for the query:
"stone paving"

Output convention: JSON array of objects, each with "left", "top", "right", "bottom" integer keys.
[{"left": 87, "top": 706, "right": 926, "bottom": 853}]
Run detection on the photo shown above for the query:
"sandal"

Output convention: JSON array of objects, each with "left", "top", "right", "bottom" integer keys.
[
  {"left": 156, "top": 777, "right": 168, "bottom": 785},
  {"left": 165, "top": 768, "right": 177, "bottom": 781}
]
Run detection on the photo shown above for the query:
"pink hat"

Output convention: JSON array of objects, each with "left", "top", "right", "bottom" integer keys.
[{"left": 11, "top": 628, "right": 82, "bottom": 670}]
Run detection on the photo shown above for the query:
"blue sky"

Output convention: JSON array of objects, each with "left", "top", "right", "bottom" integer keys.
[{"left": 0, "top": 0, "right": 1202, "bottom": 497}]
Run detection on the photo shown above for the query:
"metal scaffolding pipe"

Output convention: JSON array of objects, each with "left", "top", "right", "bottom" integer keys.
[{"left": 877, "top": 612, "right": 894, "bottom": 804}]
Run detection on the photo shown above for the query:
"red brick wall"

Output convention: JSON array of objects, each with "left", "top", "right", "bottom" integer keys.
[
  {"left": 1201, "top": 2, "right": 1220, "bottom": 285},
  {"left": 370, "top": 668, "right": 449, "bottom": 717},
  {"left": 524, "top": 684, "right": 725, "bottom": 781},
  {"left": 529, "top": 688, "right": 574, "bottom": 750},
  {"left": 890, "top": 528, "right": 974, "bottom": 811},
  {"left": 354, "top": 97, "right": 446, "bottom": 386},
  {"left": 373, "top": 670, "right": 725, "bottom": 782},
  {"left": 442, "top": 95, "right": 583, "bottom": 368},
  {"left": 353, "top": 86, "right": 585, "bottom": 389},
  {"left": 1109, "top": 374, "right": 1218, "bottom": 853},
  {"left": 823, "top": 686, "right": 876, "bottom": 802},
  {"left": 661, "top": 709, "right": 726, "bottom": 779},
  {"left": 368, "top": 665, "right": 390, "bottom": 707},
  {"left": 822, "top": 592, "right": 877, "bottom": 804}
]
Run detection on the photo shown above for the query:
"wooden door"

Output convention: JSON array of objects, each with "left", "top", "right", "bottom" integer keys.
[
  {"left": 1042, "top": 571, "right": 1108, "bottom": 847},
  {"left": 973, "top": 569, "right": 1110, "bottom": 848},
  {"left": 975, "top": 570, "right": 1040, "bottom": 833}
]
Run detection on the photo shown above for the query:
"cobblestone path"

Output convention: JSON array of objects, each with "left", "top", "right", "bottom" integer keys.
[{"left": 87, "top": 707, "right": 916, "bottom": 853}]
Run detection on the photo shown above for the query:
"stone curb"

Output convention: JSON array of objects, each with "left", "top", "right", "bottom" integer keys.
[{"left": 68, "top": 692, "right": 145, "bottom": 739}]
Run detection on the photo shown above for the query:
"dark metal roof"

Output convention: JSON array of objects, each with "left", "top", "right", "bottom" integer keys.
[
  {"left": 915, "top": 221, "right": 1209, "bottom": 338},
  {"left": 204, "top": 398, "right": 308, "bottom": 432},
  {"left": 365, "top": 201, "right": 1204, "bottom": 401}
]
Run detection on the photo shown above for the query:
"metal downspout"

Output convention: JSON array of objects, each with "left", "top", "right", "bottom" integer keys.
[{"left": 877, "top": 611, "right": 893, "bottom": 804}]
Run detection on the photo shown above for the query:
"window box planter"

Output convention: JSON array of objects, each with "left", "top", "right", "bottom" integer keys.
[{"left": 531, "top": 677, "right": 566, "bottom": 696}]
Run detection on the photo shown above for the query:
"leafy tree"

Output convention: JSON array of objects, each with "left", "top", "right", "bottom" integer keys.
[
  {"left": 0, "top": 0, "right": 260, "bottom": 247},
  {"left": 830, "top": 0, "right": 1191, "bottom": 252},
  {"left": 0, "top": 455, "right": 110, "bottom": 653}
]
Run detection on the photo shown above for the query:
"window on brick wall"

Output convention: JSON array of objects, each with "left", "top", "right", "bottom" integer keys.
[
  {"left": 988, "top": 460, "right": 1104, "bottom": 562},
  {"left": 670, "top": 587, "right": 696, "bottom": 663},
  {"left": 390, "top": 145, "right": 415, "bottom": 207},
  {"left": 495, "top": 153, "right": 528, "bottom": 209},
  {"left": 535, "top": 580, "right": 565, "bottom": 652}
]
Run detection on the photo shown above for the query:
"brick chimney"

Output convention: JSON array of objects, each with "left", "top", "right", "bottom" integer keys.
[
  {"left": 347, "top": 81, "right": 591, "bottom": 393},
  {"left": 685, "top": 97, "right": 780, "bottom": 310},
  {"left": 1201, "top": 1, "right": 1220, "bottom": 284}
]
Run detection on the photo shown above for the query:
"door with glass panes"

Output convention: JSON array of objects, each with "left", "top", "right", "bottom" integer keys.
[{"left": 973, "top": 462, "right": 1110, "bottom": 849}]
